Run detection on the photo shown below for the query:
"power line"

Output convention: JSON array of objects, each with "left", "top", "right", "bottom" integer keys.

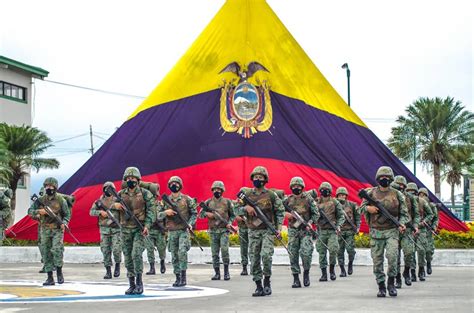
[
  {"left": 43, "top": 79, "right": 146, "bottom": 99},
  {"left": 52, "top": 133, "right": 88, "bottom": 143}
]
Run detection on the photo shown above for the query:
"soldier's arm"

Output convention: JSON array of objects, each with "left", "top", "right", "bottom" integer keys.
[
  {"left": 397, "top": 191, "right": 409, "bottom": 226},
  {"left": 273, "top": 195, "right": 284, "bottom": 231},
  {"left": 228, "top": 200, "right": 236, "bottom": 223},
  {"left": 309, "top": 197, "right": 320, "bottom": 224},
  {"left": 352, "top": 202, "right": 361, "bottom": 229},
  {"left": 187, "top": 197, "right": 198, "bottom": 227},
  {"left": 335, "top": 200, "right": 345, "bottom": 228},
  {"left": 198, "top": 200, "right": 208, "bottom": 219},
  {"left": 411, "top": 195, "right": 420, "bottom": 228},
  {"left": 61, "top": 198, "right": 71, "bottom": 225},
  {"left": 358, "top": 199, "right": 371, "bottom": 225},
  {"left": 422, "top": 200, "right": 434, "bottom": 225},
  {"left": 156, "top": 201, "right": 168, "bottom": 220},
  {"left": 431, "top": 204, "right": 439, "bottom": 228},
  {"left": 28, "top": 200, "right": 40, "bottom": 216},
  {"left": 89, "top": 200, "right": 101, "bottom": 217},
  {"left": 143, "top": 190, "right": 155, "bottom": 229}
]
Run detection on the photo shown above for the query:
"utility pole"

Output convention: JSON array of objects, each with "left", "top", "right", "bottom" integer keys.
[
  {"left": 89, "top": 125, "right": 94, "bottom": 155},
  {"left": 341, "top": 63, "right": 351, "bottom": 107}
]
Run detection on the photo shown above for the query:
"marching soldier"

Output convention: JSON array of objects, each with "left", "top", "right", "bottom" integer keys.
[
  {"left": 359, "top": 166, "right": 409, "bottom": 297},
  {"left": 316, "top": 182, "right": 345, "bottom": 282},
  {"left": 235, "top": 166, "right": 284, "bottom": 297},
  {"left": 0, "top": 188, "right": 12, "bottom": 246},
  {"left": 89, "top": 182, "right": 122, "bottom": 279},
  {"left": 418, "top": 187, "right": 438, "bottom": 275},
  {"left": 199, "top": 181, "right": 235, "bottom": 281},
  {"left": 112, "top": 167, "right": 155, "bottom": 295},
  {"left": 158, "top": 176, "right": 197, "bottom": 287},
  {"left": 335, "top": 186, "right": 360, "bottom": 277},
  {"left": 35, "top": 187, "right": 46, "bottom": 273},
  {"left": 28, "top": 177, "right": 71, "bottom": 286},
  {"left": 285, "top": 177, "right": 319, "bottom": 288}
]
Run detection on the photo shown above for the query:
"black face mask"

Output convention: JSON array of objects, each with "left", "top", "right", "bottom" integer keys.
[
  {"left": 338, "top": 198, "right": 346, "bottom": 204},
  {"left": 169, "top": 184, "right": 181, "bottom": 193},
  {"left": 127, "top": 180, "right": 138, "bottom": 189},
  {"left": 320, "top": 189, "right": 331, "bottom": 197},
  {"left": 291, "top": 188, "right": 302, "bottom": 195},
  {"left": 398, "top": 185, "right": 405, "bottom": 192},
  {"left": 253, "top": 179, "right": 265, "bottom": 188},
  {"left": 378, "top": 178, "right": 391, "bottom": 188},
  {"left": 103, "top": 189, "right": 112, "bottom": 197},
  {"left": 213, "top": 191, "right": 222, "bottom": 199},
  {"left": 46, "top": 188, "right": 56, "bottom": 196}
]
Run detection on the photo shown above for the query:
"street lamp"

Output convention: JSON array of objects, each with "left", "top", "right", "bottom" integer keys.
[{"left": 341, "top": 63, "right": 350, "bottom": 107}]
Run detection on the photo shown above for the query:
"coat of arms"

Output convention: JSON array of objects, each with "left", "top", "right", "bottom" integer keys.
[{"left": 219, "top": 61, "right": 272, "bottom": 138}]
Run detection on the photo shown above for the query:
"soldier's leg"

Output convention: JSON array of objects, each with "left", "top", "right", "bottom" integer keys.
[
  {"left": 425, "top": 232, "right": 434, "bottom": 274},
  {"left": 178, "top": 231, "right": 191, "bottom": 272},
  {"left": 131, "top": 229, "right": 145, "bottom": 275},
  {"left": 317, "top": 232, "right": 329, "bottom": 269},
  {"left": 210, "top": 231, "right": 220, "bottom": 268},
  {"left": 337, "top": 233, "right": 346, "bottom": 266},
  {"left": 385, "top": 230, "right": 399, "bottom": 296},
  {"left": 42, "top": 228, "right": 54, "bottom": 272},
  {"left": 417, "top": 230, "right": 428, "bottom": 280},
  {"left": 112, "top": 230, "right": 122, "bottom": 264},
  {"left": 146, "top": 235, "right": 156, "bottom": 265},
  {"left": 249, "top": 230, "right": 263, "bottom": 282},
  {"left": 301, "top": 233, "right": 314, "bottom": 287},
  {"left": 38, "top": 226, "right": 45, "bottom": 269},
  {"left": 346, "top": 232, "right": 356, "bottom": 266},
  {"left": 261, "top": 230, "right": 275, "bottom": 278},
  {"left": 168, "top": 231, "right": 180, "bottom": 275},
  {"left": 122, "top": 230, "right": 135, "bottom": 277},
  {"left": 221, "top": 230, "right": 230, "bottom": 280},
  {"left": 157, "top": 232, "right": 167, "bottom": 261},
  {"left": 51, "top": 229, "right": 65, "bottom": 270},
  {"left": 101, "top": 232, "right": 113, "bottom": 267},
  {"left": 370, "top": 237, "right": 386, "bottom": 284},
  {"left": 239, "top": 228, "right": 249, "bottom": 266},
  {"left": 288, "top": 229, "right": 301, "bottom": 275},
  {"left": 328, "top": 232, "right": 339, "bottom": 280}
]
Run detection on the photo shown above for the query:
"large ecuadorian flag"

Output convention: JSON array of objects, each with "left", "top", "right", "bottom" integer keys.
[{"left": 10, "top": 0, "right": 467, "bottom": 242}]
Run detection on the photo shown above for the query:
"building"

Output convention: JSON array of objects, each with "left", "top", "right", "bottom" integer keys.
[{"left": 0, "top": 55, "right": 49, "bottom": 222}]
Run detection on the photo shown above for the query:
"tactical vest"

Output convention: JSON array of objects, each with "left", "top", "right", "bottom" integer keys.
[
  {"left": 368, "top": 188, "right": 400, "bottom": 230},
  {"left": 340, "top": 200, "right": 355, "bottom": 231},
  {"left": 165, "top": 194, "right": 191, "bottom": 231},
  {"left": 119, "top": 188, "right": 146, "bottom": 228},
  {"left": 206, "top": 197, "right": 232, "bottom": 229},
  {"left": 317, "top": 198, "right": 338, "bottom": 230},
  {"left": 151, "top": 200, "right": 165, "bottom": 231},
  {"left": 418, "top": 197, "right": 427, "bottom": 228},
  {"left": 40, "top": 194, "right": 64, "bottom": 227},
  {"left": 286, "top": 194, "right": 311, "bottom": 229},
  {"left": 98, "top": 195, "right": 119, "bottom": 228},
  {"left": 245, "top": 189, "right": 275, "bottom": 230}
]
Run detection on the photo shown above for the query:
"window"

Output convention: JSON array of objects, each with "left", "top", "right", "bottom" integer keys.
[
  {"left": 17, "top": 174, "right": 26, "bottom": 188},
  {"left": 0, "top": 81, "right": 27, "bottom": 102}
]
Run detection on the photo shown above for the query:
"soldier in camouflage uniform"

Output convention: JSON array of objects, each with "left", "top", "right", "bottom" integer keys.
[
  {"left": 0, "top": 188, "right": 13, "bottom": 246},
  {"left": 335, "top": 186, "right": 360, "bottom": 277},
  {"left": 360, "top": 166, "right": 410, "bottom": 297},
  {"left": 112, "top": 167, "right": 155, "bottom": 295},
  {"left": 157, "top": 176, "right": 197, "bottom": 287},
  {"left": 28, "top": 177, "right": 71, "bottom": 286},
  {"left": 199, "top": 181, "right": 235, "bottom": 281},
  {"left": 35, "top": 187, "right": 46, "bottom": 273},
  {"left": 234, "top": 199, "right": 250, "bottom": 276},
  {"left": 284, "top": 177, "right": 319, "bottom": 288},
  {"left": 316, "top": 182, "right": 345, "bottom": 282},
  {"left": 405, "top": 183, "right": 433, "bottom": 282},
  {"left": 235, "top": 166, "right": 284, "bottom": 297},
  {"left": 391, "top": 175, "right": 419, "bottom": 288},
  {"left": 418, "top": 187, "right": 438, "bottom": 275},
  {"left": 89, "top": 181, "right": 122, "bottom": 279}
]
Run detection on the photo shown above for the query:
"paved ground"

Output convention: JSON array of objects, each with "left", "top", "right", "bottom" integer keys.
[{"left": 0, "top": 263, "right": 473, "bottom": 312}]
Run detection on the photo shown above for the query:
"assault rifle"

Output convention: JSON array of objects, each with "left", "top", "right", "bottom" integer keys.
[
  {"left": 95, "top": 199, "right": 122, "bottom": 229},
  {"left": 318, "top": 207, "right": 349, "bottom": 246}
]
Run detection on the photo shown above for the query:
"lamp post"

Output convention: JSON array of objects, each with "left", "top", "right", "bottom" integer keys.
[{"left": 341, "top": 63, "right": 350, "bottom": 107}]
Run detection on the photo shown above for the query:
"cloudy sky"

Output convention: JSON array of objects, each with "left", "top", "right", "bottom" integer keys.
[{"left": 1, "top": 0, "right": 472, "bottom": 201}]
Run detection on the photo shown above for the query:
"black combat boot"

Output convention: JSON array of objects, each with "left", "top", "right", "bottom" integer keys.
[
  {"left": 211, "top": 267, "right": 221, "bottom": 280},
  {"left": 427, "top": 261, "right": 432, "bottom": 275},
  {"left": 241, "top": 265, "right": 248, "bottom": 276},
  {"left": 160, "top": 259, "right": 166, "bottom": 274},
  {"left": 348, "top": 258, "right": 354, "bottom": 275},
  {"left": 387, "top": 276, "right": 397, "bottom": 297},
  {"left": 178, "top": 270, "right": 187, "bottom": 287},
  {"left": 224, "top": 264, "right": 230, "bottom": 281},
  {"left": 377, "top": 281, "right": 386, "bottom": 297},
  {"left": 252, "top": 280, "right": 264, "bottom": 297},
  {"left": 403, "top": 266, "right": 412, "bottom": 286},
  {"left": 319, "top": 268, "right": 328, "bottom": 282},
  {"left": 172, "top": 273, "right": 181, "bottom": 287},
  {"left": 104, "top": 266, "right": 112, "bottom": 279},
  {"left": 395, "top": 273, "right": 402, "bottom": 289},
  {"left": 263, "top": 276, "right": 272, "bottom": 295},
  {"left": 133, "top": 273, "right": 144, "bottom": 295},
  {"left": 39, "top": 265, "right": 46, "bottom": 273},
  {"left": 339, "top": 265, "right": 347, "bottom": 277},
  {"left": 303, "top": 270, "right": 310, "bottom": 287},
  {"left": 146, "top": 262, "right": 156, "bottom": 275},
  {"left": 43, "top": 272, "right": 55, "bottom": 286},
  {"left": 418, "top": 266, "right": 426, "bottom": 281},
  {"left": 329, "top": 265, "right": 336, "bottom": 281},
  {"left": 292, "top": 274, "right": 301, "bottom": 288},
  {"left": 411, "top": 268, "right": 417, "bottom": 282},
  {"left": 125, "top": 277, "right": 136, "bottom": 295},
  {"left": 56, "top": 266, "right": 64, "bottom": 284},
  {"left": 114, "top": 263, "right": 120, "bottom": 277}
]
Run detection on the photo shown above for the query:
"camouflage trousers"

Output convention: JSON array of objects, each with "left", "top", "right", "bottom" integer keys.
[
  {"left": 0, "top": 225, "right": 5, "bottom": 246},
  {"left": 425, "top": 231, "right": 435, "bottom": 263},
  {"left": 370, "top": 228, "right": 399, "bottom": 283},
  {"left": 168, "top": 230, "right": 191, "bottom": 274},
  {"left": 397, "top": 231, "right": 415, "bottom": 273},
  {"left": 288, "top": 228, "right": 314, "bottom": 274},
  {"left": 249, "top": 229, "right": 275, "bottom": 281},
  {"left": 146, "top": 229, "right": 167, "bottom": 263},
  {"left": 413, "top": 228, "right": 429, "bottom": 267},
  {"left": 40, "top": 226, "right": 65, "bottom": 272},
  {"left": 38, "top": 225, "right": 44, "bottom": 263},
  {"left": 210, "top": 228, "right": 230, "bottom": 267},
  {"left": 122, "top": 227, "right": 146, "bottom": 277},
  {"left": 338, "top": 230, "right": 356, "bottom": 265},
  {"left": 316, "top": 229, "right": 339, "bottom": 268},
  {"left": 239, "top": 227, "right": 249, "bottom": 266},
  {"left": 100, "top": 226, "right": 122, "bottom": 267}
]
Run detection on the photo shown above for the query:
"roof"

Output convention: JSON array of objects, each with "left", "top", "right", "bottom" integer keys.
[{"left": 0, "top": 55, "right": 49, "bottom": 79}]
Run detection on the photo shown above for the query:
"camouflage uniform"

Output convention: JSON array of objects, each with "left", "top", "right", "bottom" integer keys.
[
  {"left": 235, "top": 166, "right": 284, "bottom": 297},
  {"left": 0, "top": 188, "right": 12, "bottom": 246},
  {"left": 285, "top": 177, "right": 319, "bottom": 288},
  {"left": 335, "top": 187, "right": 360, "bottom": 277},
  {"left": 146, "top": 202, "right": 167, "bottom": 274},
  {"left": 316, "top": 182, "right": 345, "bottom": 281},
  {"left": 157, "top": 176, "right": 197, "bottom": 287},
  {"left": 199, "top": 181, "right": 235, "bottom": 280},
  {"left": 360, "top": 167, "right": 410, "bottom": 297},
  {"left": 419, "top": 187, "right": 437, "bottom": 275},
  {"left": 234, "top": 200, "right": 250, "bottom": 275},
  {"left": 89, "top": 182, "right": 122, "bottom": 279},
  {"left": 28, "top": 177, "right": 71, "bottom": 285}
]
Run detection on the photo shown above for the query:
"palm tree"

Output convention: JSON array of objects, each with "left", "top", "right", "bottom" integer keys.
[
  {"left": 0, "top": 123, "right": 60, "bottom": 219},
  {"left": 0, "top": 137, "right": 10, "bottom": 185},
  {"left": 388, "top": 97, "right": 474, "bottom": 197},
  {"left": 443, "top": 147, "right": 474, "bottom": 206}
]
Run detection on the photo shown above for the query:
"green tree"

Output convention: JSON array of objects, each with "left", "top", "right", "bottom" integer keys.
[
  {"left": 443, "top": 147, "right": 474, "bottom": 206},
  {"left": 388, "top": 97, "right": 474, "bottom": 197},
  {"left": 0, "top": 123, "right": 59, "bottom": 219}
]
